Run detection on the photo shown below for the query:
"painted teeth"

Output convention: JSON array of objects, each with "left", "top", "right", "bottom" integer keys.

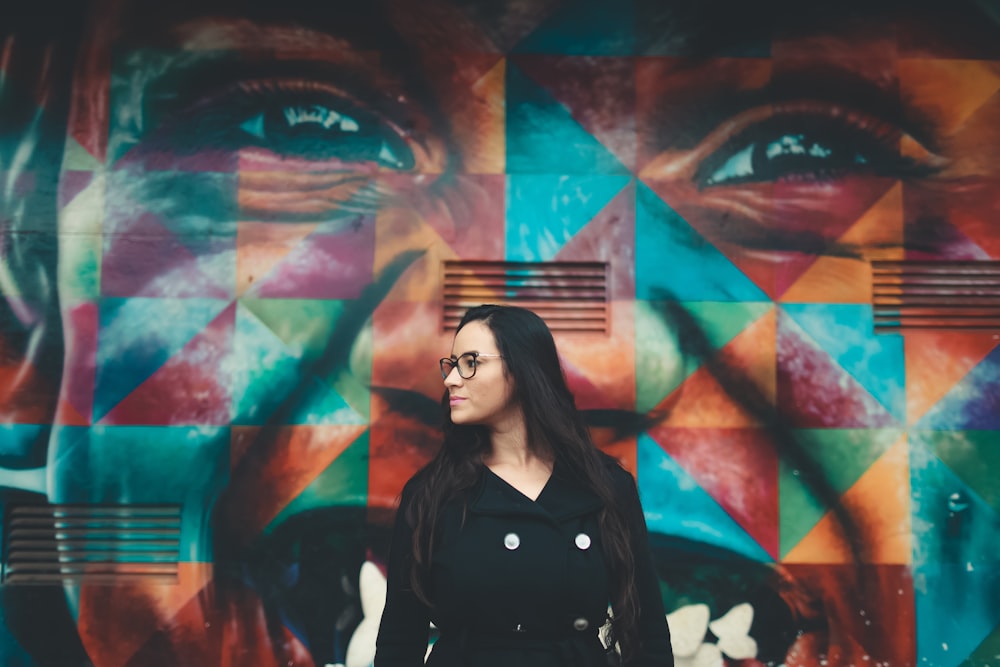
[{"left": 668, "top": 602, "right": 759, "bottom": 663}]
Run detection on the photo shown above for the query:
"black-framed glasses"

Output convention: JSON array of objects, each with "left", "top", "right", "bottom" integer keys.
[{"left": 439, "top": 352, "right": 502, "bottom": 379}]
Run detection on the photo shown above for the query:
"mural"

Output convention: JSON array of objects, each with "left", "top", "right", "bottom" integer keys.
[{"left": 1, "top": 0, "right": 999, "bottom": 665}]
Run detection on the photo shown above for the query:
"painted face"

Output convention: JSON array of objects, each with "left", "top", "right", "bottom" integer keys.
[
  {"left": 443, "top": 321, "right": 519, "bottom": 430},
  {"left": 1, "top": 0, "right": 996, "bottom": 666}
]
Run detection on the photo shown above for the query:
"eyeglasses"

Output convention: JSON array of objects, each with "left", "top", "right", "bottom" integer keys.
[{"left": 439, "top": 352, "right": 502, "bottom": 379}]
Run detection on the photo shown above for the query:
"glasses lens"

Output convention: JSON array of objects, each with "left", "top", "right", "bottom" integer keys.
[
  {"left": 457, "top": 353, "right": 478, "bottom": 379},
  {"left": 439, "top": 358, "right": 455, "bottom": 379}
]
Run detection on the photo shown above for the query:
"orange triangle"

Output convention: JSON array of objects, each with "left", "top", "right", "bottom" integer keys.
[
  {"left": 77, "top": 562, "right": 215, "bottom": 667},
  {"left": 781, "top": 183, "right": 904, "bottom": 303},
  {"left": 905, "top": 332, "right": 999, "bottom": 424},
  {"left": 451, "top": 57, "right": 506, "bottom": 174},
  {"left": 657, "top": 308, "right": 775, "bottom": 427},
  {"left": 898, "top": 59, "right": 1000, "bottom": 135},
  {"left": 217, "top": 424, "right": 365, "bottom": 548},
  {"left": 783, "top": 436, "right": 910, "bottom": 564},
  {"left": 236, "top": 222, "right": 318, "bottom": 296}
]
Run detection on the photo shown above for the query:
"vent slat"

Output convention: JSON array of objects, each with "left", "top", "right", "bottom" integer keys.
[
  {"left": 4, "top": 504, "right": 182, "bottom": 585},
  {"left": 872, "top": 260, "right": 1000, "bottom": 333},
  {"left": 443, "top": 261, "right": 609, "bottom": 334}
]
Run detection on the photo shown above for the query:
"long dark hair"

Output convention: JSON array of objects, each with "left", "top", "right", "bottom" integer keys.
[{"left": 405, "top": 304, "right": 641, "bottom": 659}]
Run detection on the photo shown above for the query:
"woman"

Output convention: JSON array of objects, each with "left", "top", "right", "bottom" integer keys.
[{"left": 374, "top": 305, "right": 674, "bottom": 666}]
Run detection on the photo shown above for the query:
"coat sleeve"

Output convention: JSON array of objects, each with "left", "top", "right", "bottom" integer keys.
[
  {"left": 374, "top": 479, "right": 431, "bottom": 667},
  {"left": 617, "top": 469, "right": 675, "bottom": 667}
]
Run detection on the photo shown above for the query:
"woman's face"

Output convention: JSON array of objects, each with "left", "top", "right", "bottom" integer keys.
[{"left": 443, "top": 321, "right": 520, "bottom": 431}]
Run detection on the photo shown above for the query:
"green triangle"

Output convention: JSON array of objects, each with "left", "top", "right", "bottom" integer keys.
[
  {"left": 62, "top": 137, "right": 102, "bottom": 170},
  {"left": 261, "top": 430, "right": 369, "bottom": 537},
  {"left": 635, "top": 301, "right": 696, "bottom": 413},
  {"left": 240, "top": 298, "right": 371, "bottom": 419},
  {"left": 635, "top": 301, "right": 771, "bottom": 413},
  {"left": 685, "top": 302, "right": 773, "bottom": 351},
  {"left": 958, "top": 622, "right": 1000, "bottom": 667},
  {"left": 779, "top": 428, "right": 901, "bottom": 558},
  {"left": 778, "top": 458, "right": 826, "bottom": 559},
  {"left": 929, "top": 430, "right": 1000, "bottom": 513}
]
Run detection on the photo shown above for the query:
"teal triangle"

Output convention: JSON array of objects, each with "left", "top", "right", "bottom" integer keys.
[
  {"left": 291, "top": 377, "right": 365, "bottom": 425},
  {"left": 70, "top": 425, "right": 229, "bottom": 561},
  {"left": 94, "top": 298, "right": 230, "bottom": 421},
  {"left": 262, "top": 430, "right": 369, "bottom": 536},
  {"left": 513, "top": 0, "right": 635, "bottom": 55},
  {"left": 506, "top": 174, "right": 629, "bottom": 261},
  {"left": 635, "top": 183, "right": 767, "bottom": 301},
  {"left": 506, "top": 61, "right": 628, "bottom": 174},
  {"left": 909, "top": 431, "right": 1000, "bottom": 567},
  {"left": 636, "top": 434, "right": 771, "bottom": 563},
  {"left": 232, "top": 303, "right": 306, "bottom": 425},
  {"left": 781, "top": 304, "right": 905, "bottom": 422},
  {"left": 911, "top": 433, "right": 1000, "bottom": 667}
]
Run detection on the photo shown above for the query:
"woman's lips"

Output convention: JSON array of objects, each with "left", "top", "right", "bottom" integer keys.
[{"left": 449, "top": 396, "right": 466, "bottom": 406}]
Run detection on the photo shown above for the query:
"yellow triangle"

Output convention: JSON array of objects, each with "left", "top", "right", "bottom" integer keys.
[
  {"left": 459, "top": 58, "right": 506, "bottom": 174},
  {"left": 898, "top": 59, "right": 1000, "bottom": 135},
  {"left": 781, "top": 183, "right": 903, "bottom": 303},
  {"left": 783, "top": 435, "right": 910, "bottom": 564}
]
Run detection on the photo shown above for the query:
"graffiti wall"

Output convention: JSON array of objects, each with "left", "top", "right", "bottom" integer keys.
[{"left": 1, "top": 0, "right": 999, "bottom": 665}]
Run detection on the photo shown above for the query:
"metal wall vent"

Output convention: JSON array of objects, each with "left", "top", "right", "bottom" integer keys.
[
  {"left": 2, "top": 504, "right": 181, "bottom": 584},
  {"left": 443, "top": 260, "right": 609, "bottom": 334},
  {"left": 872, "top": 260, "right": 1000, "bottom": 333}
]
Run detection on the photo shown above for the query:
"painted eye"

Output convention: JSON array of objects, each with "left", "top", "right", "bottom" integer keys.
[
  {"left": 236, "top": 96, "right": 414, "bottom": 169},
  {"left": 695, "top": 113, "right": 931, "bottom": 187}
]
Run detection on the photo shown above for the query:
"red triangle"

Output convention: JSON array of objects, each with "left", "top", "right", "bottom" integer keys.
[
  {"left": 513, "top": 55, "right": 636, "bottom": 170},
  {"left": 905, "top": 331, "right": 1000, "bottom": 424},
  {"left": 903, "top": 181, "right": 993, "bottom": 260},
  {"left": 100, "top": 303, "right": 236, "bottom": 425},
  {"left": 68, "top": 65, "right": 109, "bottom": 163},
  {"left": 56, "top": 400, "right": 89, "bottom": 426},
  {"left": 777, "top": 311, "right": 896, "bottom": 428},
  {"left": 647, "top": 426, "right": 779, "bottom": 559},
  {"left": 556, "top": 181, "right": 635, "bottom": 298},
  {"left": 61, "top": 301, "right": 98, "bottom": 424}
]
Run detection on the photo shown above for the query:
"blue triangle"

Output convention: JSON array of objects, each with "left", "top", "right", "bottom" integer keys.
[
  {"left": 506, "top": 61, "right": 628, "bottom": 174},
  {"left": 513, "top": 0, "right": 635, "bottom": 55},
  {"left": 910, "top": 435, "right": 1000, "bottom": 667},
  {"left": 94, "top": 298, "right": 230, "bottom": 421},
  {"left": 781, "top": 304, "right": 905, "bottom": 422},
  {"left": 636, "top": 434, "right": 771, "bottom": 563},
  {"left": 635, "top": 183, "right": 766, "bottom": 301},
  {"left": 917, "top": 345, "right": 1000, "bottom": 430},
  {"left": 506, "top": 174, "right": 629, "bottom": 261}
]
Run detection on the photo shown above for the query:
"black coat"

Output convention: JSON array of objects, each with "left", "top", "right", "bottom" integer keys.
[{"left": 374, "top": 457, "right": 674, "bottom": 667}]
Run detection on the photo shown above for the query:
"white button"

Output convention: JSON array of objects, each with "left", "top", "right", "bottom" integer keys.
[
  {"left": 573, "top": 617, "right": 589, "bottom": 631},
  {"left": 504, "top": 532, "right": 521, "bottom": 550},
  {"left": 574, "top": 533, "right": 592, "bottom": 550}
]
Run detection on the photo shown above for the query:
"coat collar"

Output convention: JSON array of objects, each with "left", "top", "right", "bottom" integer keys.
[{"left": 469, "top": 460, "right": 604, "bottom": 522}]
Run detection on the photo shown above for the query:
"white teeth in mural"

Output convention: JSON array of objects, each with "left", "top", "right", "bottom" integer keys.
[
  {"left": 346, "top": 560, "right": 434, "bottom": 667},
  {"left": 676, "top": 641, "right": 724, "bottom": 667},
  {"left": 709, "top": 603, "right": 757, "bottom": 660},
  {"left": 667, "top": 603, "right": 710, "bottom": 657},
  {"left": 345, "top": 561, "right": 386, "bottom": 667},
  {"left": 667, "top": 602, "right": 758, "bottom": 663}
]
